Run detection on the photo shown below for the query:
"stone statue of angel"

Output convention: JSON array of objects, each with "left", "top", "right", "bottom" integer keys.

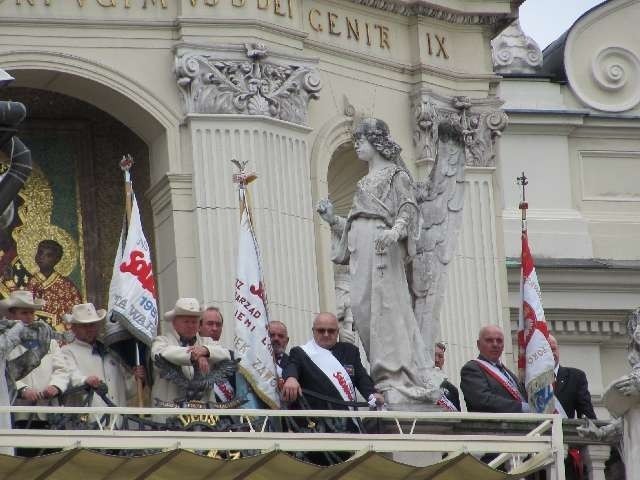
[
  {"left": 317, "top": 117, "right": 457, "bottom": 407},
  {"left": 578, "top": 308, "right": 640, "bottom": 479}
]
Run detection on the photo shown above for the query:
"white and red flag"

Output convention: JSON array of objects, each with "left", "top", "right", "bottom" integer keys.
[
  {"left": 233, "top": 178, "right": 279, "bottom": 409},
  {"left": 518, "top": 232, "right": 558, "bottom": 414},
  {"left": 106, "top": 174, "right": 158, "bottom": 347}
]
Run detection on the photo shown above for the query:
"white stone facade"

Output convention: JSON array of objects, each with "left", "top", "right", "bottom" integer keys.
[
  {"left": 495, "top": 0, "right": 640, "bottom": 416},
  {"left": 0, "top": 0, "right": 520, "bottom": 389}
]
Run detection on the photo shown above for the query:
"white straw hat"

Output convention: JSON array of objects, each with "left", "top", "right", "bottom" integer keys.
[
  {"left": 164, "top": 297, "right": 202, "bottom": 321},
  {"left": 0, "top": 290, "right": 45, "bottom": 316},
  {"left": 67, "top": 303, "right": 107, "bottom": 324}
]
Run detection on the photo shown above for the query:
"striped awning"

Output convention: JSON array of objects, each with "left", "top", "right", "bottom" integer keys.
[{"left": 0, "top": 448, "right": 552, "bottom": 479}]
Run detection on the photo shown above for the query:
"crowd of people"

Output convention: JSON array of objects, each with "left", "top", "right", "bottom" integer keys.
[{"left": 0, "top": 288, "right": 597, "bottom": 473}]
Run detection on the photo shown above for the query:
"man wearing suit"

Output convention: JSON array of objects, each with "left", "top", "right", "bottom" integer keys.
[
  {"left": 198, "top": 306, "right": 236, "bottom": 404},
  {"left": 269, "top": 320, "right": 289, "bottom": 378},
  {"left": 435, "top": 342, "right": 460, "bottom": 411},
  {"left": 460, "top": 325, "right": 528, "bottom": 413},
  {"left": 460, "top": 325, "right": 529, "bottom": 469},
  {"left": 282, "top": 312, "right": 383, "bottom": 411},
  {"left": 548, "top": 335, "right": 596, "bottom": 480},
  {"left": 548, "top": 335, "right": 596, "bottom": 420}
]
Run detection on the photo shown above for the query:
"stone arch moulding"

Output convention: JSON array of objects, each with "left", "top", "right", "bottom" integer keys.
[
  {"left": 0, "top": 50, "right": 181, "bottom": 174},
  {"left": 309, "top": 114, "right": 354, "bottom": 312}
]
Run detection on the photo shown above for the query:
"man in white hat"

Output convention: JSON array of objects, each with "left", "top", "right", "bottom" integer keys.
[
  {"left": 151, "top": 298, "right": 230, "bottom": 407},
  {"left": 3, "top": 290, "right": 65, "bottom": 440},
  {"left": 51, "top": 302, "right": 145, "bottom": 408},
  {"left": 0, "top": 290, "right": 54, "bottom": 455}
]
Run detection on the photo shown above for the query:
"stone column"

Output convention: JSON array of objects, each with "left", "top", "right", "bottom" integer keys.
[
  {"left": 411, "top": 89, "right": 510, "bottom": 380},
  {"left": 584, "top": 444, "right": 611, "bottom": 480},
  {"left": 174, "top": 43, "right": 322, "bottom": 345}
]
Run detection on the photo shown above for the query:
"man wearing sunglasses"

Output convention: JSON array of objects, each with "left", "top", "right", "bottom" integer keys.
[{"left": 282, "top": 312, "right": 383, "bottom": 411}]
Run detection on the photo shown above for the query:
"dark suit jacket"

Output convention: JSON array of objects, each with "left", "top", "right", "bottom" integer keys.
[
  {"left": 460, "top": 356, "right": 527, "bottom": 413},
  {"left": 276, "top": 352, "right": 290, "bottom": 371},
  {"left": 283, "top": 342, "right": 375, "bottom": 410},
  {"left": 441, "top": 379, "right": 461, "bottom": 411},
  {"left": 555, "top": 365, "right": 596, "bottom": 419}
]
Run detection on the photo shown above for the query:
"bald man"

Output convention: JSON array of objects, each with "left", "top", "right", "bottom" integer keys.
[
  {"left": 282, "top": 312, "right": 383, "bottom": 411},
  {"left": 460, "top": 325, "right": 528, "bottom": 413}
]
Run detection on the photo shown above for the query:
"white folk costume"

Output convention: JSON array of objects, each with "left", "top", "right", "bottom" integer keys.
[
  {"left": 0, "top": 290, "right": 54, "bottom": 455},
  {"left": 151, "top": 298, "right": 230, "bottom": 408},
  {"left": 54, "top": 303, "right": 136, "bottom": 408},
  {"left": 57, "top": 339, "right": 136, "bottom": 408},
  {"left": 10, "top": 339, "right": 65, "bottom": 421}
]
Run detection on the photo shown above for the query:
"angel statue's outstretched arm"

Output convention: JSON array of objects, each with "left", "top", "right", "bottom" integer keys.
[
  {"left": 577, "top": 416, "right": 623, "bottom": 443},
  {"left": 317, "top": 198, "right": 346, "bottom": 234},
  {"left": 412, "top": 122, "right": 467, "bottom": 356}
]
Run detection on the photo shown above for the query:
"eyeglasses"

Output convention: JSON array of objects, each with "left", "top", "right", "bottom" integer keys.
[{"left": 314, "top": 328, "right": 338, "bottom": 335}]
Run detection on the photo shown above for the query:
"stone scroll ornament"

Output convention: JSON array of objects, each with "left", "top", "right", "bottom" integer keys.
[
  {"left": 490, "top": 20, "right": 543, "bottom": 75},
  {"left": 175, "top": 43, "right": 321, "bottom": 125},
  {"left": 410, "top": 92, "right": 507, "bottom": 354}
]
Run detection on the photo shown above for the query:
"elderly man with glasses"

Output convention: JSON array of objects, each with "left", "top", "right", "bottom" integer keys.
[{"left": 282, "top": 312, "right": 383, "bottom": 412}]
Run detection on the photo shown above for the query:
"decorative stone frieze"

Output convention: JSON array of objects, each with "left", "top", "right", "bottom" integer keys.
[
  {"left": 491, "top": 20, "right": 543, "bottom": 75},
  {"left": 175, "top": 43, "right": 322, "bottom": 125},
  {"left": 510, "top": 308, "right": 631, "bottom": 341},
  {"left": 411, "top": 90, "right": 508, "bottom": 167},
  {"left": 345, "top": 0, "right": 515, "bottom": 27}
]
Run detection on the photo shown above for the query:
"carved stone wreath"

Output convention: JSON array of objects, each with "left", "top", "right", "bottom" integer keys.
[
  {"left": 175, "top": 43, "right": 322, "bottom": 125},
  {"left": 411, "top": 90, "right": 508, "bottom": 168}
]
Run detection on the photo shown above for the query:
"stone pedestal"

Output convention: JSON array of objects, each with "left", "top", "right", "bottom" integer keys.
[{"left": 584, "top": 444, "right": 611, "bottom": 480}]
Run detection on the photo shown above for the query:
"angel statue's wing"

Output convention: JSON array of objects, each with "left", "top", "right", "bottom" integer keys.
[
  {"left": 192, "top": 358, "right": 240, "bottom": 391},
  {"left": 412, "top": 122, "right": 466, "bottom": 357}
]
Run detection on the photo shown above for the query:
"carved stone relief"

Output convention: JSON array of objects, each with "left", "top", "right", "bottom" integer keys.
[
  {"left": 490, "top": 20, "right": 543, "bottom": 75},
  {"left": 411, "top": 90, "right": 508, "bottom": 168},
  {"left": 175, "top": 43, "right": 322, "bottom": 125}
]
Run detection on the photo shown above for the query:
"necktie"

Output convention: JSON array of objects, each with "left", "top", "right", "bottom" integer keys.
[
  {"left": 91, "top": 342, "right": 106, "bottom": 357},
  {"left": 275, "top": 353, "right": 283, "bottom": 366},
  {"left": 180, "top": 337, "right": 196, "bottom": 347}
]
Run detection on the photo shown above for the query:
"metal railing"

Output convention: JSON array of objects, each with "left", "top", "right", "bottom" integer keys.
[{"left": 0, "top": 406, "right": 566, "bottom": 477}]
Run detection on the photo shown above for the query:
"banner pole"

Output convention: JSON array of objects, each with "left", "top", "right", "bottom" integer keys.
[
  {"left": 119, "top": 155, "right": 145, "bottom": 408},
  {"left": 231, "top": 159, "right": 281, "bottom": 406},
  {"left": 516, "top": 172, "right": 528, "bottom": 383}
]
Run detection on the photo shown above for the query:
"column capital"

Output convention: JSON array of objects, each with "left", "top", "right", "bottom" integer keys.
[
  {"left": 175, "top": 43, "right": 322, "bottom": 126},
  {"left": 410, "top": 89, "right": 508, "bottom": 168}
]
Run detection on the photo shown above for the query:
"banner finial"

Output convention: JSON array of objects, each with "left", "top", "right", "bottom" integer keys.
[{"left": 231, "top": 159, "right": 257, "bottom": 186}]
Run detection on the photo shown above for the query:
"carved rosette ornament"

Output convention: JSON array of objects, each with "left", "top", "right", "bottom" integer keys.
[
  {"left": 412, "top": 91, "right": 508, "bottom": 168},
  {"left": 490, "top": 20, "right": 543, "bottom": 75},
  {"left": 175, "top": 43, "right": 322, "bottom": 125}
]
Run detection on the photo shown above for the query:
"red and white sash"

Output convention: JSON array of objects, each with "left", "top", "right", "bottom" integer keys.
[
  {"left": 474, "top": 359, "right": 524, "bottom": 402},
  {"left": 213, "top": 379, "right": 235, "bottom": 403},
  {"left": 301, "top": 340, "right": 356, "bottom": 405}
]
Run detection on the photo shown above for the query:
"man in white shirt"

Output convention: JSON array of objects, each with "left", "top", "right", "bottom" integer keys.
[
  {"left": 151, "top": 298, "right": 230, "bottom": 408},
  {"left": 3, "top": 291, "right": 64, "bottom": 423},
  {"left": 53, "top": 303, "right": 144, "bottom": 408}
]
